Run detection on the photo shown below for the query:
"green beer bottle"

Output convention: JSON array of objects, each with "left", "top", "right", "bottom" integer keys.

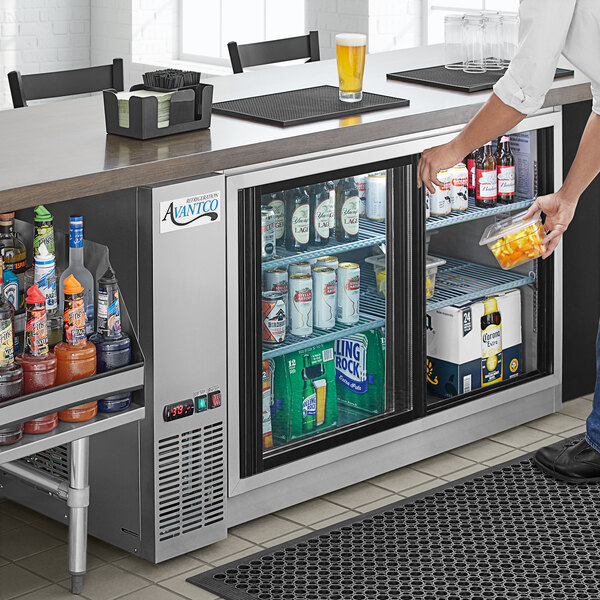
[{"left": 301, "top": 354, "right": 317, "bottom": 433}]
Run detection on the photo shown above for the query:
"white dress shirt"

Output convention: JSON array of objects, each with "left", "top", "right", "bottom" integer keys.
[{"left": 493, "top": 0, "right": 600, "bottom": 115}]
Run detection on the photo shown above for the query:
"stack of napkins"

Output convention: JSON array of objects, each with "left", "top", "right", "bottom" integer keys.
[{"left": 116, "top": 90, "right": 173, "bottom": 128}]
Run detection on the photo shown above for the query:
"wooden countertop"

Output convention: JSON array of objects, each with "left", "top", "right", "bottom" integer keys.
[{"left": 0, "top": 45, "right": 591, "bottom": 210}]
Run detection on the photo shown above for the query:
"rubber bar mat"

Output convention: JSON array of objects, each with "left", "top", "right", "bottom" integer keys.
[
  {"left": 188, "top": 435, "right": 600, "bottom": 600},
  {"left": 212, "top": 85, "right": 409, "bottom": 127},
  {"left": 387, "top": 65, "right": 574, "bottom": 93}
]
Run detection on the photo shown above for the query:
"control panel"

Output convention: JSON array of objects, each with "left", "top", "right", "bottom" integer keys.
[{"left": 163, "top": 389, "right": 222, "bottom": 422}]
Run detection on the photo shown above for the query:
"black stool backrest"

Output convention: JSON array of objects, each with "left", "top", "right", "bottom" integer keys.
[
  {"left": 228, "top": 31, "right": 320, "bottom": 74},
  {"left": 8, "top": 58, "right": 124, "bottom": 108}
]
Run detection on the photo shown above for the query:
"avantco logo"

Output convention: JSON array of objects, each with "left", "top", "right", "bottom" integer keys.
[{"left": 160, "top": 191, "right": 221, "bottom": 233}]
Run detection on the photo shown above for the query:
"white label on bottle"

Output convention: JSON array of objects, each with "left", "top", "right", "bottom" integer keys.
[
  {"left": 341, "top": 196, "right": 359, "bottom": 235},
  {"left": 291, "top": 204, "right": 310, "bottom": 244},
  {"left": 329, "top": 191, "right": 336, "bottom": 229},
  {"left": 497, "top": 166, "right": 516, "bottom": 196},
  {"left": 314, "top": 199, "right": 331, "bottom": 240},
  {"left": 269, "top": 199, "right": 285, "bottom": 240},
  {"left": 477, "top": 169, "right": 497, "bottom": 199}
]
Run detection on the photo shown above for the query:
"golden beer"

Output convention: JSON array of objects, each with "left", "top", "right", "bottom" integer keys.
[
  {"left": 336, "top": 33, "right": 367, "bottom": 102},
  {"left": 314, "top": 379, "right": 327, "bottom": 426}
]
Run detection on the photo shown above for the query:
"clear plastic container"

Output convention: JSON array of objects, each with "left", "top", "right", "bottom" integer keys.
[
  {"left": 479, "top": 209, "right": 545, "bottom": 270},
  {"left": 365, "top": 254, "right": 386, "bottom": 297},
  {"left": 426, "top": 256, "right": 446, "bottom": 299}
]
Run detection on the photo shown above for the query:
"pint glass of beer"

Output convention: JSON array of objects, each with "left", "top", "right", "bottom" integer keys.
[
  {"left": 335, "top": 33, "right": 367, "bottom": 102},
  {"left": 314, "top": 379, "right": 327, "bottom": 426}
]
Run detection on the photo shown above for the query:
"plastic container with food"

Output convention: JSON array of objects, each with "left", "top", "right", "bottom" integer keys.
[
  {"left": 426, "top": 256, "right": 446, "bottom": 299},
  {"left": 479, "top": 209, "right": 546, "bottom": 270},
  {"left": 365, "top": 254, "right": 386, "bottom": 297}
]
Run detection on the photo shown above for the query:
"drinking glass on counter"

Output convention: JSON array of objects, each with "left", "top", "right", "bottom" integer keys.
[
  {"left": 335, "top": 33, "right": 367, "bottom": 102},
  {"left": 484, "top": 13, "right": 504, "bottom": 71},
  {"left": 444, "top": 14, "right": 466, "bottom": 70},
  {"left": 463, "top": 15, "right": 485, "bottom": 73},
  {"left": 501, "top": 13, "right": 519, "bottom": 67}
]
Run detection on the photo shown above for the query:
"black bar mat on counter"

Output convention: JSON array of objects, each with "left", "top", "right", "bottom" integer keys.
[
  {"left": 188, "top": 435, "right": 600, "bottom": 600},
  {"left": 387, "top": 65, "right": 574, "bottom": 93},
  {"left": 212, "top": 85, "right": 409, "bottom": 127}
]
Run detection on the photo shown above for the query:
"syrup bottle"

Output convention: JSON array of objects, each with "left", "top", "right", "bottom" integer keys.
[{"left": 55, "top": 275, "right": 97, "bottom": 422}]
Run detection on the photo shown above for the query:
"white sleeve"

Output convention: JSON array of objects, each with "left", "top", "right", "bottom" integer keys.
[
  {"left": 493, "top": 0, "right": 577, "bottom": 115},
  {"left": 592, "top": 83, "right": 600, "bottom": 116}
]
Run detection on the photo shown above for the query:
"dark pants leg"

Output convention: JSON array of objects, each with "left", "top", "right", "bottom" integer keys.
[{"left": 585, "top": 321, "right": 600, "bottom": 452}]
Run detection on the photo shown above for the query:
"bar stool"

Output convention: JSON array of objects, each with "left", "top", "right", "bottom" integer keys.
[
  {"left": 227, "top": 31, "right": 320, "bottom": 74},
  {"left": 8, "top": 58, "right": 124, "bottom": 108}
]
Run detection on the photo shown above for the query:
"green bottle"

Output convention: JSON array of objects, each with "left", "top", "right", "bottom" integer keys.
[{"left": 301, "top": 354, "right": 317, "bottom": 433}]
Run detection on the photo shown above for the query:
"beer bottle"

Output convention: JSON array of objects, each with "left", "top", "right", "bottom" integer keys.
[
  {"left": 264, "top": 192, "right": 285, "bottom": 246},
  {"left": 310, "top": 183, "right": 331, "bottom": 247},
  {"left": 335, "top": 178, "right": 360, "bottom": 242},
  {"left": 475, "top": 142, "right": 497, "bottom": 208},
  {"left": 496, "top": 136, "right": 516, "bottom": 204},
  {"left": 467, "top": 148, "right": 481, "bottom": 201},
  {"left": 301, "top": 353, "right": 316, "bottom": 433},
  {"left": 284, "top": 187, "right": 310, "bottom": 252},
  {"left": 326, "top": 181, "right": 336, "bottom": 238},
  {"left": 481, "top": 297, "right": 502, "bottom": 387}
]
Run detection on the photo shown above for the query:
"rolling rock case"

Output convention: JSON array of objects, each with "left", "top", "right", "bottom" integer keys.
[
  {"left": 271, "top": 342, "right": 338, "bottom": 445},
  {"left": 427, "top": 289, "right": 522, "bottom": 398}
]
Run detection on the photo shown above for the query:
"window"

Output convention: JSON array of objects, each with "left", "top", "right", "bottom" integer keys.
[
  {"left": 426, "top": 0, "right": 520, "bottom": 44},
  {"left": 180, "top": 0, "right": 306, "bottom": 65}
]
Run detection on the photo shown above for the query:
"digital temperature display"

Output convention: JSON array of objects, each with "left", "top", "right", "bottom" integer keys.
[{"left": 163, "top": 399, "right": 194, "bottom": 422}]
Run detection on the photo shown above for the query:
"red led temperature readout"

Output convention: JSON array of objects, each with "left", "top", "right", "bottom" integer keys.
[{"left": 163, "top": 399, "right": 194, "bottom": 422}]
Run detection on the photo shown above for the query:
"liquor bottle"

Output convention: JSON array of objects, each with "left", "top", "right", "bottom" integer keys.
[
  {"left": 301, "top": 354, "right": 316, "bottom": 433},
  {"left": 467, "top": 148, "right": 481, "bottom": 201},
  {"left": 33, "top": 205, "right": 55, "bottom": 257},
  {"left": 0, "top": 212, "right": 27, "bottom": 308},
  {"left": 284, "top": 188, "right": 310, "bottom": 252},
  {"left": 481, "top": 297, "right": 502, "bottom": 387},
  {"left": 335, "top": 178, "right": 360, "bottom": 242},
  {"left": 496, "top": 136, "right": 516, "bottom": 204},
  {"left": 55, "top": 275, "right": 97, "bottom": 422},
  {"left": 16, "top": 284, "right": 58, "bottom": 434},
  {"left": 475, "top": 142, "right": 497, "bottom": 208},
  {"left": 59, "top": 216, "right": 95, "bottom": 334},
  {"left": 310, "top": 183, "right": 331, "bottom": 247},
  {"left": 0, "top": 252, "right": 24, "bottom": 447},
  {"left": 90, "top": 267, "right": 132, "bottom": 413},
  {"left": 2, "top": 263, "right": 18, "bottom": 310}
]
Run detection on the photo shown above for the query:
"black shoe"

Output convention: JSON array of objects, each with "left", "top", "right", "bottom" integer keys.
[{"left": 533, "top": 438, "right": 600, "bottom": 483}]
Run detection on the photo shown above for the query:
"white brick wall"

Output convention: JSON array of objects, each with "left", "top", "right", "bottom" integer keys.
[{"left": 0, "top": 1, "right": 91, "bottom": 110}]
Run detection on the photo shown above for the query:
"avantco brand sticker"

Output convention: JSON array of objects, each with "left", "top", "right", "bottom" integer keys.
[{"left": 160, "top": 191, "right": 220, "bottom": 233}]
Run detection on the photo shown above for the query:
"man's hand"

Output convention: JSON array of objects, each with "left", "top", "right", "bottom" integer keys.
[
  {"left": 524, "top": 192, "right": 578, "bottom": 259},
  {"left": 418, "top": 142, "right": 464, "bottom": 194}
]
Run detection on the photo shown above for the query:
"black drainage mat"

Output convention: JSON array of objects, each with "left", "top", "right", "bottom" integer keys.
[
  {"left": 188, "top": 435, "right": 600, "bottom": 600},
  {"left": 212, "top": 85, "right": 409, "bottom": 127},
  {"left": 387, "top": 65, "right": 574, "bottom": 93}
]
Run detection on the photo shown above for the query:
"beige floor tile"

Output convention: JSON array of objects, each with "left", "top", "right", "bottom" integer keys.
[
  {"left": 369, "top": 467, "right": 434, "bottom": 493},
  {"left": 482, "top": 448, "right": 527, "bottom": 467},
  {"left": 0, "top": 501, "right": 44, "bottom": 524},
  {"left": 323, "top": 481, "right": 391, "bottom": 510},
  {"left": 159, "top": 571, "right": 219, "bottom": 600},
  {"left": 86, "top": 537, "right": 129, "bottom": 562},
  {"left": 115, "top": 585, "right": 184, "bottom": 600},
  {"left": 559, "top": 397, "right": 593, "bottom": 420},
  {"left": 30, "top": 516, "right": 69, "bottom": 544},
  {"left": 521, "top": 435, "right": 564, "bottom": 453},
  {"left": 0, "top": 555, "right": 7, "bottom": 567},
  {"left": 275, "top": 498, "right": 346, "bottom": 527},
  {"left": 451, "top": 438, "right": 513, "bottom": 462},
  {"left": 10, "top": 585, "right": 90, "bottom": 600},
  {"left": 411, "top": 453, "right": 476, "bottom": 478},
  {"left": 58, "top": 565, "right": 147, "bottom": 600},
  {"left": 0, "top": 563, "right": 48, "bottom": 600},
  {"left": 260, "top": 528, "right": 312, "bottom": 548},
  {"left": 355, "top": 495, "right": 399, "bottom": 514},
  {"left": 0, "top": 524, "right": 62, "bottom": 561},
  {"left": 114, "top": 554, "right": 202, "bottom": 583},
  {"left": 489, "top": 425, "right": 550, "bottom": 448},
  {"left": 527, "top": 413, "right": 584, "bottom": 435},
  {"left": 0, "top": 511, "right": 26, "bottom": 534},
  {"left": 441, "top": 464, "right": 486, "bottom": 482},
  {"left": 230, "top": 515, "right": 302, "bottom": 545},
  {"left": 582, "top": 393, "right": 595, "bottom": 401},
  {"left": 189, "top": 535, "right": 255, "bottom": 565},
  {"left": 558, "top": 424, "right": 587, "bottom": 439},
  {"left": 402, "top": 478, "right": 446, "bottom": 498},
  {"left": 17, "top": 545, "right": 104, "bottom": 582},
  {"left": 308, "top": 510, "right": 359, "bottom": 531},
  {"left": 211, "top": 546, "right": 263, "bottom": 567}
]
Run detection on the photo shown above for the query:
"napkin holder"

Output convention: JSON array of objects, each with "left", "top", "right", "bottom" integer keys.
[{"left": 103, "top": 82, "right": 213, "bottom": 140}]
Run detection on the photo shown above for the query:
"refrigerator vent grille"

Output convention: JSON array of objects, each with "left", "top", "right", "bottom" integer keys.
[
  {"left": 158, "top": 422, "right": 225, "bottom": 542},
  {"left": 22, "top": 445, "right": 69, "bottom": 481}
]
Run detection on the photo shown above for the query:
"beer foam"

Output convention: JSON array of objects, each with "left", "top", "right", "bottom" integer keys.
[{"left": 335, "top": 33, "right": 367, "bottom": 46}]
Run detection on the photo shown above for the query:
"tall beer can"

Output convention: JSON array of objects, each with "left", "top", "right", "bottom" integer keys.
[
  {"left": 313, "top": 266, "right": 337, "bottom": 330},
  {"left": 429, "top": 170, "right": 451, "bottom": 216},
  {"left": 354, "top": 174, "right": 367, "bottom": 216},
  {"left": 264, "top": 267, "right": 288, "bottom": 313},
  {"left": 261, "top": 207, "right": 276, "bottom": 258},
  {"left": 366, "top": 171, "right": 386, "bottom": 221},
  {"left": 262, "top": 360, "right": 274, "bottom": 450},
  {"left": 289, "top": 274, "right": 313, "bottom": 337},
  {"left": 450, "top": 163, "right": 468, "bottom": 211},
  {"left": 262, "top": 291, "right": 286, "bottom": 344},
  {"left": 289, "top": 261, "right": 312, "bottom": 276},
  {"left": 337, "top": 262, "right": 360, "bottom": 324},
  {"left": 316, "top": 255, "right": 339, "bottom": 275}
]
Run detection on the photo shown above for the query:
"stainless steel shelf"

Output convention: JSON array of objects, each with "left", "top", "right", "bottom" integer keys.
[
  {"left": 426, "top": 198, "right": 534, "bottom": 231},
  {"left": 427, "top": 256, "right": 535, "bottom": 312}
]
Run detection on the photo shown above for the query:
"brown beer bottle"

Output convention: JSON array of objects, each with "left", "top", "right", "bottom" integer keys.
[
  {"left": 475, "top": 142, "right": 497, "bottom": 208},
  {"left": 496, "top": 136, "right": 516, "bottom": 204},
  {"left": 467, "top": 148, "right": 481, "bottom": 201}
]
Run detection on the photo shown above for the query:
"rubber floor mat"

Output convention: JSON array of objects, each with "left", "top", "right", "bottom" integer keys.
[{"left": 188, "top": 436, "right": 599, "bottom": 599}]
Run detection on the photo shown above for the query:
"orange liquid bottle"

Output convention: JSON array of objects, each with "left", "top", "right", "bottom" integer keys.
[{"left": 55, "top": 275, "right": 97, "bottom": 422}]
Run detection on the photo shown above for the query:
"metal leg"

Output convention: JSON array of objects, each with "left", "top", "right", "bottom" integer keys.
[{"left": 68, "top": 437, "right": 90, "bottom": 595}]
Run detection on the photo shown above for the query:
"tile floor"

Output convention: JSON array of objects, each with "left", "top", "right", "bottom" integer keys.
[{"left": 0, "top": 394, "right": 593, "bottom": 600}]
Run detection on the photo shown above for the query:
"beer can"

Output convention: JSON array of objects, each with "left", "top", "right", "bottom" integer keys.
[
  {"left": 289, "top": 261, "right": 312, "bottom": 276},
  {"left": 264, "top": 267, "right": 288, "bottom": 313},
  {"left": 313, "top": 266, "right": 337, "bottom": 330},
  {"left": 354, "top": 174, "right": 367, "bottom": 216},
  {"left": 261, "top": 207, "right": 276, "bottom": 258},
  {"left": 450, "top": 163, "right": 469, "bottom": 211},
  {"left": 316, "top": 256, "right": 339, "bottom": 274},
  {"left": 429, "top": 170, "right": 451, "bottom": 216},
  {"left": 262, "top": 291, "right": 286, "bottom": 344},
  {"left": 366, "top": 171, "right": 386, "bottom": 221},
  {"left": 337, "top": 262, "right": 360, "bottom": 325},
  {"left": 289, "top": 274, "right": 313, "bottom": 337}
]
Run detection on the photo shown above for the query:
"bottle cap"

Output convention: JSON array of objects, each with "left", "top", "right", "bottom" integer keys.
[
  {"left": 501, "top": 136, "right": 510, "bottom": 143},
  {"left": 70, "top": 215, "right": 83, "bottom": 224},
  {"left": 63, "top": 274, "right": 84, "bottom": 295},
  {"left": 0, "top": 212, "right": 14, "bottom": 220},
  {"left": 99, "top": 266, "right": 118, "bottom": 286},
  {"left": 34, "top": 243, "right": 55, "bottom": 266},
  {"left": 26, "top": 284, "right": 47, "bottom": 305},
  {"left": 34, "top": 205, "right": 53, "bottom": 223},
  {"left": 483, "top": 297, "right": 499, "bottom": 315}
]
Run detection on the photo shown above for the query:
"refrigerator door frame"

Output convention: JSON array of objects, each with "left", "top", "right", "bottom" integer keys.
[{"left": 226, "top": 110, "right": 563, "bottom": 499}]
